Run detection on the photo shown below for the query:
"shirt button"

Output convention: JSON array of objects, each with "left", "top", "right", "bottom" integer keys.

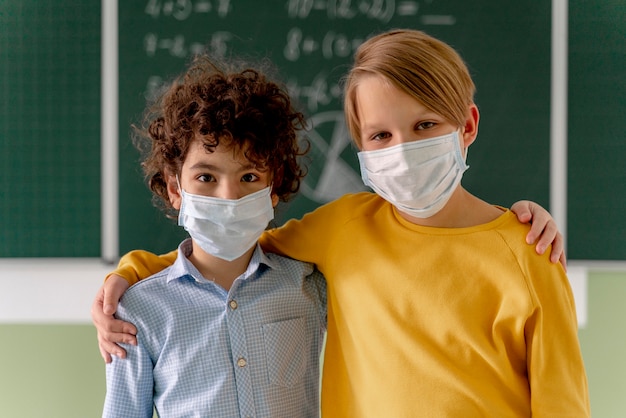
[
  {"left": 237, "top": 357, "right": 247, "bottom": 368},
  {"left": 229, "top": 300, "right": 238, "bottom": 310}
]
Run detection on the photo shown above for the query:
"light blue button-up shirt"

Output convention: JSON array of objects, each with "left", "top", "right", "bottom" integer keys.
[{"left": 103, "top": 239, "right": 327, "bottom": 418}]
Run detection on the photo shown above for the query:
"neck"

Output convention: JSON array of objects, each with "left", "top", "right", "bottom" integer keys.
[
  {"left": 188, "top": 242, "right": 256, "bottom": 291},
  {"left": 397, "top": 187, "right": 502, "bottom": 228}
]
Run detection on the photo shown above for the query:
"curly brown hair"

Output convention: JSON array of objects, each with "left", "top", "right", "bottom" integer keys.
[{"left": 133, "top": 54, "right": 309, "bottom": 217}]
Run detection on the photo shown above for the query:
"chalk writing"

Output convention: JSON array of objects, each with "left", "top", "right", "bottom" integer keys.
[
  {"left": 144, "top": 0, "right": 232, "bottom": 19},
  {"left": 287, "top": 71, "right": 343, "bottom": 112},
  {"left": 134, "top": 0, "right": 457, "bottom": 200},
  {"left": 284, "top": 28, "right": 364, "bottom": 61},
  {"left": 287, "top": 0, "right": 400, "bottom": 23},
  {"left": 143, "top": 31, "right": 232, "bottom": 58}
]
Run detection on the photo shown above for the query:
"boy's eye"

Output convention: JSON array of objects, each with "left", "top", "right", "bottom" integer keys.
[
  {"left": 371, "top": 132, "right": 391, "bottom": 141},
  {"left": 416, "top": 121, "right": 436, "bottom": 130},
  {"left": 197, "top": 174, "right": 215, "bottom": 182},
  {"left": 241, "top": 173, "right": 260, "bottom": 183}
]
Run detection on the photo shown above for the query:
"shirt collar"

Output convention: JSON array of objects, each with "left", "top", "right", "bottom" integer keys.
[{"left": 166, "top": 238, "right": 277, "bottom": 284}]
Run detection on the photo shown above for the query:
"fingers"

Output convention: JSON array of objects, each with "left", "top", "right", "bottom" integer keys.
[
  {"left": 99, "top": 344, "right": 113, "bottom": 364},
  {"left": 92, "top": 300, "right": 138, "bottom": 344},
  {"left": 510, "top": 200, "right": 533, "bottom": 224},
  {"left": 98, "top": 334, "right": 133, "bottom": 363},
  {"left": 98, "top": 317, "right": 138, "bottom": 342},
  {"left": 548, "top": 231, "right": 568, "bottom": 270},
  {"left": 97, "top": 329, "right": 135, "bottom": 363},
  {"left": 524, "top": 218, "right": 567, "bottom": 270},
  {"left": 547, "top": 231, "right": 563, "bottom": 261},
  {"left": 102, "top": 275, "right": 130, "bottom": 315},
  {"left": 527, "top": 219, "right": 557, "bottom": 253},
  {"left": 94, "top": 316, "right": 137, "bottom": 363},
  {"left": 91, "top": 285, "right": 108, "bottom": 327},
  {"left": 559, "top": 250, "right": 568, "bottom": 271},
  {"left": 91, "top": 279, "right": 137, "bottom": 363}
]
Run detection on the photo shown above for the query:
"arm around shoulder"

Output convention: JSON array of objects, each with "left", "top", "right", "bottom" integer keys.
[
  {"left": 93, "top": 248, "right": 176, "bottom": 363},
  {"left": 260, "top": 193, "right": 367, "bottom": 264},
  {"left": 112, "top": 249, "right": 178, "bottom": 286}
]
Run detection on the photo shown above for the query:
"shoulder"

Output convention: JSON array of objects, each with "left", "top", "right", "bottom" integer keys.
[
  {"left": 490, "top": 211, "right": 565, "bottom": 281},
  {"left": 491, "top": 211, "right": 535, "bottom": 254},
  {"left": 263, "top": 252, "right": 326, "bottom": 284},
  {"left": 264, "top": 252, "right": 315, "bottom": 276},
  {"left": 261, "top": 253, "right": 326, "bottom": 310},
  {"left": 115, "top": 269, "right": 189, "bottom": 336},
  {"left": 306, "top": 191, "right": 386, "bottom": 222},
  {"left": 118, "top": 267, "right": 174, "bottom": 314},
  {"left": 125, "top": 267, "right": 172, "bottom": 293},
  {"left": 326, "top": 191, "right": 383, "bottom": 210}
]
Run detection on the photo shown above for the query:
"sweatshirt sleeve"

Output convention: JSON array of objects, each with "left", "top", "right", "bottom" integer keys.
[
  {"left": 259, "top": 193, "right": 375, "bottom": 270},
  {"left": 260, "top": 198, "right": 343, "bottom": 267},
  {"left": 105, "top": 249, "right": 178, "bottom": 286},
  {"left": 520, "top": 249, "right": 590, "bottom": 416}
]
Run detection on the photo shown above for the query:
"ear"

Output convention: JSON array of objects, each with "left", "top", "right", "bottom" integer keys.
[
  {"left": 166, "top": 172, "right": 182, "bottom": 210},
  {"left": 461, "top": 104, "right": 480, "bottom": 148},
  {"left": 271, "top": 192, "right": 280, "bottom": 208}
]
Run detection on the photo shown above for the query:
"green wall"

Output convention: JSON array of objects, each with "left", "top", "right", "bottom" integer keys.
[
  {"left": 0, "top": 325, "right": 104, "bottom": 417},
  {"left": 0, "top": 271, "right": 624, "bottom": 417},
  {"left": 578, "top": 272, "right": 626, "bottom": 416}
]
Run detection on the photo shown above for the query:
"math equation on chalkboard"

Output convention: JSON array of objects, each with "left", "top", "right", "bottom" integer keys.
[{"left": 124, "top": 0, "right": 455, "bottom": 116}]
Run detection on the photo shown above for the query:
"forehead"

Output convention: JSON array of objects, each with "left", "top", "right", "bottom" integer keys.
[
  {"left": 356, "top": 74, "right": 424, "bottom": 106},
  {"left": 184, "top": 138, "right": 252, "bottom": 167},
  {"left": 355, "top": 76, "right": 430, "bottom": 119}
]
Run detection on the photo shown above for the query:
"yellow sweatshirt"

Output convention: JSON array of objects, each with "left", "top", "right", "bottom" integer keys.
[{"left": 114, "top": 192, "right": 589, "bottom": 417}]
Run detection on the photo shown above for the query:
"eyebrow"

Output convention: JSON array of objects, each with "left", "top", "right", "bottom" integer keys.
[
  {"left": 359, "top": 123, "right": 386, "bottom": 140},
  {"left": 188, "top": 162, "right": 260, "bottom": 172}
]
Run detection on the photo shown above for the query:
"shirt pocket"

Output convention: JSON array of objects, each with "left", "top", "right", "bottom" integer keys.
[{"left": 262, "top": 317, "right": 307, "bottom": 387}]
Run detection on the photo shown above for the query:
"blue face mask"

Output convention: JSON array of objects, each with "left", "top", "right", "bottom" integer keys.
[
  {"left": 357, "top": 130, "right": 469, "bottom": 218},
  {"left": 177, "top": 186, "right": 274, "bottom": 261}
]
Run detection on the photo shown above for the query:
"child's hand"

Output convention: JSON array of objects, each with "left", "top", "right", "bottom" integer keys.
[
  {"left": 91, "top": 275, "right": 136, "bottom": 363},
  {"left": 511, "top": 200, "right": 566, "bottom": 269}
]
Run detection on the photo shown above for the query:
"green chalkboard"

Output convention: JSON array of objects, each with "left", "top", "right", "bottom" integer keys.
[
  {"left": 2, "top": 1, "right": 622, "bottom": 261},
  {"left": 0, "top": 0, "right": 101, "bottom": 257},
  {"left": 118, "top": 1, "right": 552, "bottom": 256},
  {"left": 568, "top": 0, "right": 626, "bottom": 260}
]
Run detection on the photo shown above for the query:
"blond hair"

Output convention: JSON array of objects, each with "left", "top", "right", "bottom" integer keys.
[{"left": 344, "top": 29, "right": 476, "bottom": 146}]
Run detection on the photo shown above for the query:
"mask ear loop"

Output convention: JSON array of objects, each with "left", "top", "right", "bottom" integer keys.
[
  {"left": 176, "top": 174, "right": 183, "bottom": 194},
  {"left": 455, "top": 128, "right": 470, "bottom": 168},
  {"left": 175, "top": 174, "right": 186, "bottom": 227}
]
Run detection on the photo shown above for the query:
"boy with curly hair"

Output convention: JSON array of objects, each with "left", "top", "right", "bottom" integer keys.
[{"left": 102, "top": 55, "right": 326, "bottom": 418}]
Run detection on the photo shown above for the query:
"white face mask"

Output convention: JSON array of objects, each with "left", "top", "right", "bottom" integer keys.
[
  {"left": 177, "top": 185, "right": 274, "bottom": 261},
  {"left": 357, "top": 130, "right": 469, "bottom": 218}
]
